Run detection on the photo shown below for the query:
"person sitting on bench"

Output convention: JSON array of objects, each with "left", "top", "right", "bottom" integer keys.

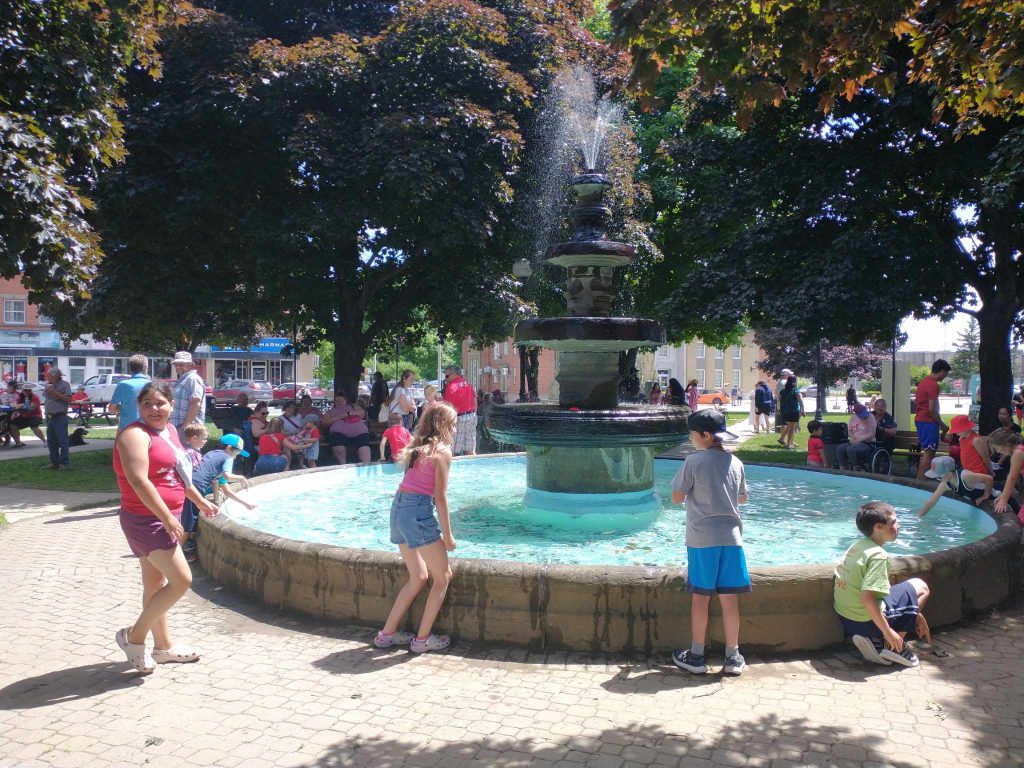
[{"left": 837, "top": 404, "right": 877, "bottom": 470}]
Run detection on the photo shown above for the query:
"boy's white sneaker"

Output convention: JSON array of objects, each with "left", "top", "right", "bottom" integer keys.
[
  {"left": 852, "top": 635, "right": 892, "bottom": 665},
  {"left": 879, "top": 646, "right": 920, "bottom": 668}
]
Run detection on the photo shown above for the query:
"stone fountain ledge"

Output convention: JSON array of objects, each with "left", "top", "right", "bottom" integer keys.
[{"left": 198, "top": 459, "right": 1022, "bottom": 655}]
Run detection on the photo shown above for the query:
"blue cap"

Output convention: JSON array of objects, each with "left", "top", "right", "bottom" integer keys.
[{"left": 220, "top": 433, "right": 249, "bottom": 457}]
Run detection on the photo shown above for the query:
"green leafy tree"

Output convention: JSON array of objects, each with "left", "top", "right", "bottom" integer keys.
[
  {"left": 949, "top": 319, "right": 980, "bottom": 381},
  {"left": 57, "top": 7, "right": 276, "bottom": 353},
  {"left": 634, "top": 72, "right": 1022, "bottom": 432},
  {"left": 1, "top": 0, "right": 163, "bottom": 307},
  {"left": 609, "top": 0, "right": 1024, "bottom": 134}
]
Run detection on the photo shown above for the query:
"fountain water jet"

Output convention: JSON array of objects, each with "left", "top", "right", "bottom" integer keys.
[{"left": 489, "top": 72, "right": 688, "bottom": 516}]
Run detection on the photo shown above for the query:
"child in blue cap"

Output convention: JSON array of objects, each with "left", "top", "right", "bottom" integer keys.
[{"left": 183, "top": 433, "right": 255, "bottom": 561}]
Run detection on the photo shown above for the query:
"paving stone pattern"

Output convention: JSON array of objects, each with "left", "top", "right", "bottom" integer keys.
[{"left": 2, "top": 508, "right": 1022, "bottom": 768}]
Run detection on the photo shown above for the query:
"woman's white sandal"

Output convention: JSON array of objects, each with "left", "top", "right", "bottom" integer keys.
[
  {"left": 152, "top": 645, "right": 201, "bottom": 664},
  {"left": 115, "top": 628, "right": 155, "bottom": 675}
]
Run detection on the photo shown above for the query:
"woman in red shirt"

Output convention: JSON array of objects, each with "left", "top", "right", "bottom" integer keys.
[
  {"left": 254, "top": 417, "right": 304, "bottom": 475},
  {"left": 113, "top": 382, "right": 219, "bottom": 674},
  {"left": 9, "top": 387, "right": 46, "bottom": 447}
]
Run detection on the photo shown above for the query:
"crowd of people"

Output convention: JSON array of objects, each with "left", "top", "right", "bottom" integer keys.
[{"left": 91, "top": 347, "right": 1022, "bottom": 675}]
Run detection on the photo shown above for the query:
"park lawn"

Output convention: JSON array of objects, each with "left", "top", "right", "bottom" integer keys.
[
  {"left": 85, "top": 422, "right": 225, "bottom": 442},
  {"left": 0, "top": 424, "right": 225, "bottom": 494},
  {"left": 1, "top": 449, "right": 119, "bottom": 493}
]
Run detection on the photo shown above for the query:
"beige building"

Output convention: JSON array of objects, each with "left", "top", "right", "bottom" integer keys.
[{"left": 642, "top": 331, "right": 768, "bottom": 396}]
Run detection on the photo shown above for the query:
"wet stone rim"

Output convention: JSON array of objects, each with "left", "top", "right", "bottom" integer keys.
[{"left": 198, "top": 458, "right": 1023, "bottom": 656}]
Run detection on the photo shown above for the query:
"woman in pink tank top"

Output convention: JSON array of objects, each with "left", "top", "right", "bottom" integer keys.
[
  {"left": 112, "top": 381, "right": 220, "bottom": 675},
  {"left": 373, "top": 401, "right": 458, "bottom": 654}
]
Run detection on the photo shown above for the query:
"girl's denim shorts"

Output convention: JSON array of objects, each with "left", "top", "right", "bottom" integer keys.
[{"left": 389, "top": 490, "right": 441, "bottom": 549}]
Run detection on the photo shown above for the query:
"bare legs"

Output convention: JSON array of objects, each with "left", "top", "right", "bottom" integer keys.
[
  {"left": 382, "top": 541, "right": 452, "bottom": 638},
  {"left": 690, "top": 593, "right": 740, "bottom": 650},
  {"left": 916, "top": 447, "right": 935, "bottom": 481},
  {"left": 331, "top": 446, "right": 347, "bottom": 465},
  {"left": 127, "top": 546, "right": 192, "bottom": 647}
]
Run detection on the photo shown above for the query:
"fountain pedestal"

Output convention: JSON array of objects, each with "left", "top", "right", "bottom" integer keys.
[{"left": 489, "top": 172, "right": 688, "bottom": 515}]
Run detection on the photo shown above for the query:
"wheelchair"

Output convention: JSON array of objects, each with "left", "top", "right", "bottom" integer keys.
[{"left": 836, "top": 441, "right": 892, "bottom": 476}]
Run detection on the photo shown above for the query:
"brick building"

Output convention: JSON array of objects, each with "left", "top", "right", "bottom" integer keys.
[{"left": 0, "top": 277, "right": 316, "bottom": 386}]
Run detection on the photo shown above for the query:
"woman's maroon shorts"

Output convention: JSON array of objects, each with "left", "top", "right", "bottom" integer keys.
[{"left": 119, "top": 508, "right": 179, "bottom": 558}]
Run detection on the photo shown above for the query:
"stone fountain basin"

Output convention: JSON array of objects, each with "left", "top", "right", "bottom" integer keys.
[
  {"left": 516, "top": 317, "right": 664, "bottom": 352},
  {"left": 198, "top": 459, "right": 1023, "bottom": 655},
  {"left": 488, "top": 403, "right": 689, "bottom": 447}
]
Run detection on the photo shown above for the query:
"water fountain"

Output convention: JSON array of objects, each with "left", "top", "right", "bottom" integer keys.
[
  {"left": 197, "top": 69, "right": 1021, "bottom": 654},
  {"left": 487, "top": 78, "right": 688, "bottom": 516}
]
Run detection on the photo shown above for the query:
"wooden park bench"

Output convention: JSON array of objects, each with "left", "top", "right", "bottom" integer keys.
[{"left": 890, "top": 429, "right": 949, "bottom": 477}]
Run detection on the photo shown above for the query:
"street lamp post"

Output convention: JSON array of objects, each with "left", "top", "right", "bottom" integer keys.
[
  {"left": 512, "top": 258, "right": 534, "bottom": 403},
  {"left": 292, "top": 317, "right": 298, "bottom": 394},
  {"left": 815, "top": 340, "right": 823, "bottom": 420}
]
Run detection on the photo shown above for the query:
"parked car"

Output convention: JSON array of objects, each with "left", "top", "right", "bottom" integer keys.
[
  {"left": 273, "top": 382, "right": 328, "bottom": 406},
  {"left": 81, "top": 373, "right": 130, "bottom": 402},
  {"left": 208, "top": 379, "right": 274, "bottom": 407},
  {"left": 801, "top": 385, "right": 828, "bottom": 399},
  {"left": 696, "top": 388, "right": 730, "bottom": 406}
]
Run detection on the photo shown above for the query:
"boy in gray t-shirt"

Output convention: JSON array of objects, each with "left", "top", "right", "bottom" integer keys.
[{"left": 670, "top": 409, "right": 751, "bottom": 676}]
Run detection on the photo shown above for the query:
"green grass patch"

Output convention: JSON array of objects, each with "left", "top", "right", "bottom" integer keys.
[
  {"left": 1, "top": 449, "right": 119, "bottom": 493},
  {"left": 86, "top": 422, "right": 224, "bottom": 442},
  {"left": 0, "top": 512, "right": 7, "bottom": 526}
]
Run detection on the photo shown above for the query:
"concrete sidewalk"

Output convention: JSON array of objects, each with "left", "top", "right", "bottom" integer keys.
[
  {"left": 0, "top": 432, "right": 114, "bottom": 462},
  {"left": 2, "top": 487, "right": 119, "bottom": 523}
]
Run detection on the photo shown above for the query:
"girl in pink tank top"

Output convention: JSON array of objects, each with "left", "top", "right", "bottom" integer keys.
[{"left": 375, "top": 401, "right": 458, "bottom": 654}]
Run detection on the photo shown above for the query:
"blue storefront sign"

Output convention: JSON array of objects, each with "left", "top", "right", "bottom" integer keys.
[{"left": 210, "top": 337, "right": 290, "bottom": 354}]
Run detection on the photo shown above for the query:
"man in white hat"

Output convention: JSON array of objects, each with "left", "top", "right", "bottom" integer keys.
[
  {"left": 775, "top": 368, "right": 794, "bottom": 432},
  {"left": 171, "top": 351, "right": 206, "bottom": 440}
]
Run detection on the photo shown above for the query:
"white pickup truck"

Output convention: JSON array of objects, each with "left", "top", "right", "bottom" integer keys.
[{"left": 81, "top": 373, "right": 130, "bottom": 402}]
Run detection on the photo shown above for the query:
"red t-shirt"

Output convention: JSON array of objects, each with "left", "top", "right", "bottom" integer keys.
[
  {"left": 915, "top": 376, "right": 939, "bottom": 423},
  {"left": 113, "top": 422, "right": 187, "bottom": 517},
  {"left": 258, "top": 432, "right": 287, "bottom": 456},
  {"left": 14, "top": 392, "right": 42, "bottom": 419},
  {"left": 383, "top": 425, "right": 412, "bottom": 456},
  {"left": 959, "top": 432, "right": 992, "bottom": 476},
  {"left": 443, "top": 376, "right": 476, "bottom": 415},
  {"left": 807, "top": 436, "right": 825, "bottom": 464}
]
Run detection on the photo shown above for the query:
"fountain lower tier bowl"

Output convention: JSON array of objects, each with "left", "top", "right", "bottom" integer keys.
[
  {"left": 488, "top": 403, "right": 689, "bottom": 447},
  {"left": 515, "top": 317, "right": 664, "bottom": 352}
]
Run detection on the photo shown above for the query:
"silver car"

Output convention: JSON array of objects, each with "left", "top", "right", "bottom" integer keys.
[{"left": 209, "top": 379, "right": 275, "bottom": 406}]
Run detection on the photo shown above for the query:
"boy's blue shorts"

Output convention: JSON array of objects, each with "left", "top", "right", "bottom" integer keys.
[
  {"left": 915, "top": 421, "right": 940, "bottom": 452},
  {"left": 687, "top": 546, "right": 752, "bottom": 595},
  {"left": 838, "top": 580, "right": 920, "bottom": 639}
]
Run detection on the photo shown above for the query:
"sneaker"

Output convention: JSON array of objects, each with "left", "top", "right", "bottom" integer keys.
[
  {"left": 373, "top": 630, "right": 415, "bottom": 649},
  {"left": 409, "top": 634, "right": 451, "bottom": 653},
  {"left": 723, "top": 652, "right": 746, "bottom": 676},
  {"left": 851, "top": 635, "right": 893, "bottom": 665},
  {"left": 880, "top": 645, "right": 919, "bottom": 668},
  {"left": 671, "top": 648, "right": 707, "bottom": 674}
]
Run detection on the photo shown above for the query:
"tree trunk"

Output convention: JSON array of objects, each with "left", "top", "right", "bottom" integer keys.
[
  {"left": 976, "top": 302, "right": 1017, "bottom": 434},
  {"left": 332, "top": 330, "right": 368, "bottom": 403}
]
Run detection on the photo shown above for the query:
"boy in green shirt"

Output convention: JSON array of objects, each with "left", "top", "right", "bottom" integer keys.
[{"left": 833, "top": 501, "right": 931, "bottom": 667}]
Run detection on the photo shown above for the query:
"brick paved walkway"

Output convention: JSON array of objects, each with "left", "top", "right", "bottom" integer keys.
[{"left": 2, "top": 508, "right": 1022, "bottom": 768}]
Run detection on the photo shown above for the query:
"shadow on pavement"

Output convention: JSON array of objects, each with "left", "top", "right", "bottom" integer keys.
[
  {"left": 308, "top": 714, "right": 924, "bottom": 768},
  {"left": 0, "top": 662, "right": 144, "bottom": 709},
  {"left": 312, "top": 646, "right": 418, "bottom": 675},
  {"left": 43, "top": 509, "right": 118, "bottom": 524}
]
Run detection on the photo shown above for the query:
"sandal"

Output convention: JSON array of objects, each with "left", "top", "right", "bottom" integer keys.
[
  {"left": 152, "top": 644, "right": 201, "bottom": 664},
  {"left": 115, "top": 627, "right": 155, "bottom": 674}
]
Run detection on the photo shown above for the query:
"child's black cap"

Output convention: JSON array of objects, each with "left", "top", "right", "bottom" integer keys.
[{"left": 687, "top": 409, "right": 738, "bottom": 441}]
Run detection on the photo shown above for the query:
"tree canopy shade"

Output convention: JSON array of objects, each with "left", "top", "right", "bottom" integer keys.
[
  {"left": 608, "top": 0, "right": 1024, "bottom": 134},
  {"left": 72, "top": 0, "right": 617, "bottom": 396},
  {"left": 635, "top": 70, "right": 1022, "bottom": 431},
  {"left": 0, "top": 0, "right": 163, "bottom": 308}
]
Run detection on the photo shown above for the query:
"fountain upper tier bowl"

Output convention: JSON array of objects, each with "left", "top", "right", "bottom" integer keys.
[{"left": 515, "top": 317, "right": 664, "bottom": 352}]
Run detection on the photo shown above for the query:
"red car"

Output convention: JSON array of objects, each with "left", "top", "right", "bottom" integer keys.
[{"left": 272, "top": 382, "right": 327, "bottom": 406}]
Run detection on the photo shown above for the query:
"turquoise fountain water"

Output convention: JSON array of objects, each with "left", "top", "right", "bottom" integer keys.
[{"left": 227, "top": 458, "right": 995, "bottom": 567}]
